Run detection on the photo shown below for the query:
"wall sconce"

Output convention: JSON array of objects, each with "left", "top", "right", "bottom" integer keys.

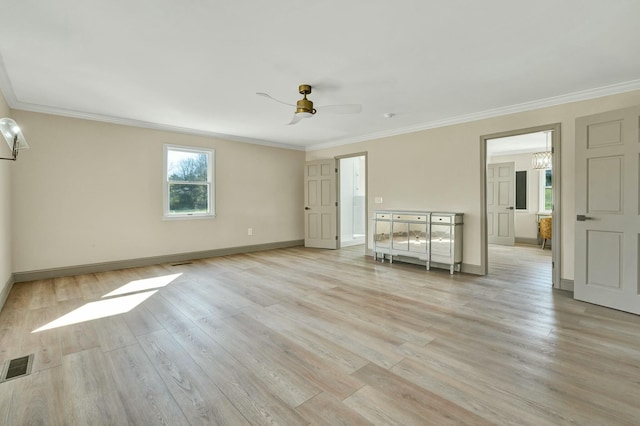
[{"left": 0, "top": 118, "right": 29, "bottom": 161}]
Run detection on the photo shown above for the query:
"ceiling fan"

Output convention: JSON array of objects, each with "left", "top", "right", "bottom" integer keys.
[{"left": 257, "top": 84, "right": 362, "bottom": 125}]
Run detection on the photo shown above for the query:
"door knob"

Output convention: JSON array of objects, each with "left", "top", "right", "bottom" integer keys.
[
  {"left": 505, "top": 206, "right": 514, "bottom": 210},
  {"left": 576, "top": 215, "right": 593, "bottom": 221},
  {"left": 304, "top": 207, "right": 311, "bottom": 210}
]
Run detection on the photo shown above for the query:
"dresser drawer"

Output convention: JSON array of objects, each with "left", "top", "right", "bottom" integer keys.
[
  {"left": 394, "top": 214, "right": 427, "bottom": 222},
  {"left": 431, "top": 215, "right": 453, "bottom": 224}
]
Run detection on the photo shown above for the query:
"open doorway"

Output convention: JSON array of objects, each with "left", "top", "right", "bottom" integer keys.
[
  {"left": 338, "top": 154, "right": 367, "bottom": 249},
  {"left": 482, "top": 124, "right": 561, "bottom": 288}
]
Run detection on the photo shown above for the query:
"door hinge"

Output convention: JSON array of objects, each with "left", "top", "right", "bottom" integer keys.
[
  {"left": 335, "top": 168, "right": 338, "bottom": 173},
  {"left": 335, "top": 201, "right": 338, "bottom": 207},
  {"left": 335, "top": 236, "right": 338, "bottom": 240},
  {"left": 552, "top": 261, "right": 555, "bottom": 269}
]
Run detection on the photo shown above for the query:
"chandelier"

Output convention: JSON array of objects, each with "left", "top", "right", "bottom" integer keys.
[{"left": 532, "top": 131, "right": 552, "bottom": 170}]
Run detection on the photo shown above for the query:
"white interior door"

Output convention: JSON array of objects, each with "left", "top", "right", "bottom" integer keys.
[
  {"left": 487, "top": 162, "right": 515, "bottom": 246},
  {"left": 575, "top": 105, "right": 640, "bottom": 314},
  {"left": 304, "top": 159, "right": 337, "bottom": 249}
]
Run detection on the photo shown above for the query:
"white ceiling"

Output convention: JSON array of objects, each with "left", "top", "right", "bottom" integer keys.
[{"left": 1, "top": 1, "right": 639, "bottom": 151}]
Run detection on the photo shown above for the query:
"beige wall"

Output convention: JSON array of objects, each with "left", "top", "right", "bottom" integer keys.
[
  {"left": 11, "top": 111, "right": 305, "bottom": 272},
  {"left": 7, "top": 90, "right": 640, "bottom": 280},
  {"left": 307, "top": 90, "right": 640, "bottom": 281},
  {"left": 0, "top": 91, "right": 11, "bottom": 300}
]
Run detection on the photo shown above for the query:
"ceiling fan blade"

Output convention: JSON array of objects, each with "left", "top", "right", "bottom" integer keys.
[
  {"left": 256, "top": 92, "right": 295, "bottom": 107},
  {"left": 317, "top": 104, "right": 362, "bottom": 114},
  {"left": 287, "top": 114, "right": 304, "bottom": 125}
]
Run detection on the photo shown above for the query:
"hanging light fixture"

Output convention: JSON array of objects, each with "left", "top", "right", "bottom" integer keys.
[
  {"left": 0, "top": 118, "right": 29, "bottom": 161},
  {"left": 532, "top": 131, "right": 552, "bottom": 170}
]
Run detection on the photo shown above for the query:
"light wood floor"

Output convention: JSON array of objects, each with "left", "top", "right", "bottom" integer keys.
[{"left": 1, "top": 244, "right": 640, "bottom": 425}]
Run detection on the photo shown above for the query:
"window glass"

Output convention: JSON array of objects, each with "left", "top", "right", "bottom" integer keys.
[
  {"left": 167, "top": 150, "right": 208, "bottom": 182},
  {"left": 515, "top": 171, "right": 527, "bottom": 210},
  {"left": 542, "top": 169, "right": 552, "bottom": 212},
  {"left": 164, "top": 145, "right": 214, "bottom": 218}
]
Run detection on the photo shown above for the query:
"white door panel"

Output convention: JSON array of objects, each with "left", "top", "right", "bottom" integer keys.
[
  {"left": 304, "top": 159, "right": 337, "bottom": 249},
  {"left": 575, "top": 105, "right": 640, "bottom": 314},
  {"left": 487, "top": 162, "right": 515, "bottom": 245}
]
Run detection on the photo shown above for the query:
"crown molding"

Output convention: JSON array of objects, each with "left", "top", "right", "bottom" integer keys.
[
  {"left": 11, "top": 101, "right": 306, "bottom": 151},
  {"left": 0, "top": 55, "right": 17, "bottom": 107},
  {"left": 3, "top": 74, "right": 640, "bottom": 153},
  {"left": 305, "top": 79, "right": 640, "bottom": 151}
]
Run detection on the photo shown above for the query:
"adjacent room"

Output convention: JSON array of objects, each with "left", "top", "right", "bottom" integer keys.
[
  {"left": 486, "top": 130, "right": 555, "bottom": 286},
  {"left": 1, "top": 1, "right": 640, "bottom": 424}
]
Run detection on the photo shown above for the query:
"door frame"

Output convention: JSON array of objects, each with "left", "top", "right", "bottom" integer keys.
[
  {"left": 480, "top": 123, "right": 562, "bottom": 288},
  {"left": 336, "top": 152, "right": 368, "bottom": 253}
]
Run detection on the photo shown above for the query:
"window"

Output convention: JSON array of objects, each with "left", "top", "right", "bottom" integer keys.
[
  {"left": 163, "top": 145, "right": 214, "bottom": 219},
  {"left": 515, "top": 170, "right": 527, "bottom": 210},
  {"left": 539, "top": 169, "right": 552, "bottom": 212}
]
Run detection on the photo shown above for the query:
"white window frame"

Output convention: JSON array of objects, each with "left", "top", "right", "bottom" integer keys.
[
  {"left": 539, "top": 168, "right": 552, "bottom": 213},
  {"left": 163, "top": 144, "right": 215, "bottom": 220}
]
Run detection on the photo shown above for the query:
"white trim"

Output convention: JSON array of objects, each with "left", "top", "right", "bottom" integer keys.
[
  {"left": 0, "top": 54, "right": 17, "bottom": 106},
  {"left": 560, "top": 279, "right": 574, "bottom": 292},
  {"left": 1, "top": 74, "right": 639, "bottom": 152},
  {"left": 4, "top": 100, "right": 305, "bottom": 151},
  {"left": 163, "top": 144, "right": 215, "bottom": 219},
  {"left": 307, "top": 79, "right": 640, "bottom": 151},
  {"left": 0, "top": 275, "right": 14, "bottom": 312}
]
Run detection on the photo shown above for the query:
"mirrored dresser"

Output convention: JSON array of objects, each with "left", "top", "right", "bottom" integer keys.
[{"left": 373, "top": 210, "right": 463, "bottom": 274}]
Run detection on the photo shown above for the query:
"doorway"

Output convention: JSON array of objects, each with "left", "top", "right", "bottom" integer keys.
[
  {"left": 338, "top": 154, "right": 367, "bottom": 249},
  {"left": 481, "top": 124, "right": 561, "bottom": 288}
]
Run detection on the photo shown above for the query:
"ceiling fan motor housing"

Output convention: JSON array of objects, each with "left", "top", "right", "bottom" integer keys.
[{"left": 296, "top": 98, "right": 316, "bottom": 115}]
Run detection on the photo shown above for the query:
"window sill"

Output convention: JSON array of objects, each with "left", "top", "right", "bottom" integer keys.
[{"left": 163, "top": 213, "right": 216, "bottom": 221}]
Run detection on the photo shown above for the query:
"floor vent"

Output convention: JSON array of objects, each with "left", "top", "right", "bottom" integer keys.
[
  {"left": 171, "top": 262, "right": 193, "bottom": 266},
  {"left": 1, "top": 354, "right": 34, "bottom": 382}
]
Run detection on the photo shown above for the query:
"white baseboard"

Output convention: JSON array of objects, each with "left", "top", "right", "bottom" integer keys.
[
  {"left": 0, "top": 275, "right": 14, "bottom": 312},
  {"left": 559, "top": 279, "right": 574, "bottom": 292}
]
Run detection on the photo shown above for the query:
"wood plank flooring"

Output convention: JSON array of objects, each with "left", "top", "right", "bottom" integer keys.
[{"left": 1, "top": 244, "right": 640, "bottom": 425}]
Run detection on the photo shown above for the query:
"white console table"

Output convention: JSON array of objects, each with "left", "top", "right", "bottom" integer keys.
[{"left": 373, "top": 210, "right": 463, "bottom": 274}]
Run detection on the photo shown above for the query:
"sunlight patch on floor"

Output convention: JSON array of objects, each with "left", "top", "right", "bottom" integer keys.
[
  {"left": 32, "top": 272, "right": 183, "bottom": 333},
  {"left": 32, "top": 291, "right": 158, "bottom": 332},
  {"left": 103, "top": 273, "right": 182, "bottom": 297}
]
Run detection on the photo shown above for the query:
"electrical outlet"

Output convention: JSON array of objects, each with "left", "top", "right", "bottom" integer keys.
[
  {"left": 247, "top": 228, "right": 253, "bottom": 236},
  {"left": 375, "top": 197, "right": 383, "bottom": 204}
]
